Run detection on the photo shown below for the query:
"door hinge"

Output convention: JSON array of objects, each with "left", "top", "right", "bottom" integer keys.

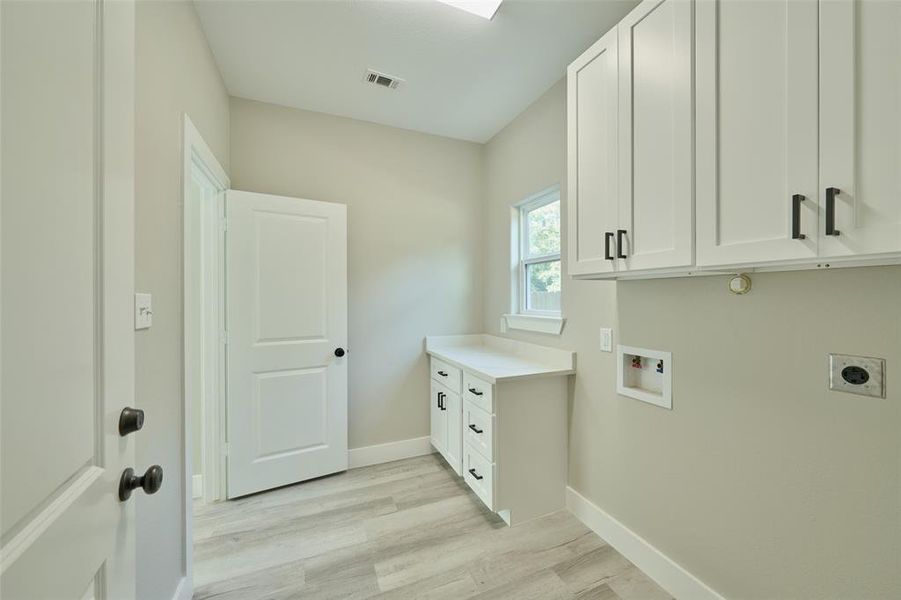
[
  {"left": 220, "top": 330, "right": 229, "bottom": 345},
  {"left": 219, "top": 218, "right": 227, "bottom": 233},
  {"left": 222, "top": 442, "right": 230, "bottom": 457}
]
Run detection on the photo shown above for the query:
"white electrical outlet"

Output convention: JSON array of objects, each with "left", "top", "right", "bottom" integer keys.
[
  {"left": 599, "top": 328, "right": 612, "bottom": 352},
  {"left": 135, "top": 293, "right": 153, "bottom": 330}
]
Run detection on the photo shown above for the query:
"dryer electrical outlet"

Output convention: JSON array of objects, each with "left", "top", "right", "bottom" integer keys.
[{"left": 828, "top": 354, "right": 885, "bottom": 398}]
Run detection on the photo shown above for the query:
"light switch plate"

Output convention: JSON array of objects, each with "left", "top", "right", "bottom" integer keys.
[
  {"left": 135, "top": 293, "right": 152, "bottom": 330},
  {"left": 828, "top": 353, "right": 885, "bottom": 398},
  {"left": 599, "top": 328, "right": 612, "bottom": 352}
]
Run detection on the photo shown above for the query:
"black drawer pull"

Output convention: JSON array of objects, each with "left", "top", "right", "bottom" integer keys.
[
  {"left": 604, "top": 232, "right": 615, "bottom": 260},
  {"left": 437, "top": 370, "right": 448, "bottom": 377},
  {"left": 791, "top": 194, "right": 806, "bottom": 240},
  {"left": 468, "top": 468, "right": 484, "bottom": 481},
  {"left": 437, "top": 392, "right": 445, "bottom": 410},
  {"left": 467, "top": 387, "right": 483, "bottom": 396},
  {"left": 826, "top": 187, "right": 841, "bottom": 236},
  {"left": 468, "top": 424, "right": 483, "bottom": 434}
]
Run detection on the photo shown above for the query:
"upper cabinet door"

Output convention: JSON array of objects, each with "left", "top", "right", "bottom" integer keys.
[
  {"left": 616, "top": 0, "right": 694, "bottom": 272},
  {"left": 696, "top": 0, "right": 819, "bottom": 267},
  {"left": 567, "top": 28, "right": 619, "bottom": 276},
  {"left": 819, "top": 0, "right": 901, "bottom": 258}
]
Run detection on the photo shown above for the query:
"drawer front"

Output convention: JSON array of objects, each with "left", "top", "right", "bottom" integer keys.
[
  {"left": 463, "top": 371, "right": 493, "bottom": 413},
  {"left": 464, "top": 400, "right": 493, "bottom": 461},
  {"left": 463, "top": 444, "right": 494, "bottom": 510},
  {"left": 430, "top": 358, "right": 462, "bottom": 394}
]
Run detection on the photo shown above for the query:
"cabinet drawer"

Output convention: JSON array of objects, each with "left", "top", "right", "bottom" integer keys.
[
  {"left": 430, "top": 358, "right": 461, "bottom": 394},
  {"left": 463, "top": 444, "right": 494, "bottom": 511},
  {"left": 462, "top": 372, "right": 493, "bottom": 413},
  {"left": 463, "top": 400, "right": 493, "bottom": 461}
]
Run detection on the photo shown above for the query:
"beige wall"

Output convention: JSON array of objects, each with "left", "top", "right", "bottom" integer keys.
[
  {"left": 229, "top": 98, "right": 483, "bottom": 449},
  {"left": 135, "top": 2, "right": 230, "bottom": 599},
  {"left": 483, "top": 80, "right": 901, "bottom": 598}
]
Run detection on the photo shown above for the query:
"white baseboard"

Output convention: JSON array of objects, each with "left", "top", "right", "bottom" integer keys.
[
  {"left": 192, "top": 474, "right": 203, "bottom": 499},
  {"left": 566, "top": 487, "right": 724, "bottom": 600},
  {"left": 171, "top": 577, "right": 191, "bottom": 600},
  {"left": 348, "top": 435, "right": 434, "bottom": 469}
]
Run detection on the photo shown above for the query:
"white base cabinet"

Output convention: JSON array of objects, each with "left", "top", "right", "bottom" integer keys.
[{"left": 427, "top": 336, "right": 575, "bottom": 526}]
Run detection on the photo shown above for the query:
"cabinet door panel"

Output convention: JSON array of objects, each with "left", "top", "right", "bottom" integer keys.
[
  {"left": 617, "top": 0, "right": 693, "bottom": 272},
  {"left": 819, "top": 0, "right": 901, "bottom": 258},
  {"left": 430, "top": 381, "right": 447, "bottom": 456},
  {"left": 696, "top": 0, "right": 819, "bottom": 266},
  {"left": 444, "top": 389, "right": 463, "bottom": 476},
  {"left": 567, "top": 28, "right": 619, "bottom": 276}
]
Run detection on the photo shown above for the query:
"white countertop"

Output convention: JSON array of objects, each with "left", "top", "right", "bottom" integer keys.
[{"left": 425, "top": 335, "right": 576, "bottom": 383}]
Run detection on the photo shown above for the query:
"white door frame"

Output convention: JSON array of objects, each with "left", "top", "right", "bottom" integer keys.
[{"left": 181, "top": 114, "right": 229, "bottom": 593}]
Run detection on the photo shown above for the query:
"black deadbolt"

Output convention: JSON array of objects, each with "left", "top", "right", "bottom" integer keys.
[
  {"left": 334, "top": 347, "right": 346, "bottom": 357},
  {"left": 841, "top": 365, "right": 870, "bottom": 386},
  {"left": 119, "top": 406, "right": 145, "bottom": 436},
  {"left": 119, "top": 465, "right": 163, "bottom": 501}
]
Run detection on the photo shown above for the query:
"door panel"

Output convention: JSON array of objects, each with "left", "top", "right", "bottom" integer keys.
[
  {"left": 430, "top": 381, "right": 448, "bottom": 456},
  {"left": 617, "top": 0, "right": 693, "bottom": 272},
  {"left": 226, "top": 190, "right": 347, "bottom": 498},
  {"left": 696, "top": 0, "right": 819, "bottom": 266},
  {"left": 1, "top": 1, "right": 136, "bottom": 598},
  {"left": 444, "top": 389, "right": 463, "bottom": 476},
  {"left": 819, "top": 0, "right": 901, "bottom": 257},
  {"left": 567, "top": 28, "right": 619, "bottom": 276}
]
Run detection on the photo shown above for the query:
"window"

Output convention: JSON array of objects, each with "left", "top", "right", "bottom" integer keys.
[{"left": 518, "top": 188, "right": 561, "bottom": 315}]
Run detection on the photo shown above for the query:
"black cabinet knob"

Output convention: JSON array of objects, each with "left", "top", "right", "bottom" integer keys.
[
  {"left": 119, "top": 465, "right": 163, "bottom": 501},
  {"left": 118, "top": 406, "right": 145, "bottom": 436},
  {"left": 334, "top": 347, "right": 346, "bottom": 357}
]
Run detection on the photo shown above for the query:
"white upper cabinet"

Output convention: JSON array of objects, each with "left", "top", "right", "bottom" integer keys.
[
  {"left": 566, "top": 0, "right": 900, "bottom": 278},
  {"left": 695, "top": 0, "right": 820, "bottom": 267},
  {"left": 567, "top": 28, "right": 619, "bottom": 276},
  {"left": 616, "top": 0, "right": 694, "bottom": 273},
  {"left": 818, "top": 0, "right": 901, "bottom": 258}
]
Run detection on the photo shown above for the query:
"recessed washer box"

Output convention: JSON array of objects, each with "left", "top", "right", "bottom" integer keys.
[{"left": 617, "top": 345, "right": 672, "bottom": 409}]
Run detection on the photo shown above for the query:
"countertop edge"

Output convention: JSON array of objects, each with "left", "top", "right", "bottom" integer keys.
[{"left": 426, "top": 349, "right": 576, "bottom": 384}]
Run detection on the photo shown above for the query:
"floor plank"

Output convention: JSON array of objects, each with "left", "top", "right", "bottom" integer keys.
[{"left": 193, "top": 454, "right": 671, "bottom": 600}]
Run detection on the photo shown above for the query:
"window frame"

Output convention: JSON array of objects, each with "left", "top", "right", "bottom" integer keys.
[{"left": 516, "top": 187, "right": 561, "bottom": 318}]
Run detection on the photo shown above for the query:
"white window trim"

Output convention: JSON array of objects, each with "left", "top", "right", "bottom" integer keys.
[{"left": 505, "top": 185, "right": 565, "bottom": 335}]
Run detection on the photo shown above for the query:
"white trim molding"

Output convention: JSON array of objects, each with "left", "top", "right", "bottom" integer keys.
[
  {"left": 348, "top": 436, "right": 435, "bottom": 469},
  {"left": 192, "top": 474, "right": 203, "bottom": 499},
  {"left": 503, "top": 313, "right": 565, "bottom": 335},
  {"left": 566, "top": 487, "right": 725, "bottom": 600},
  {"left": 171, "top": 577, "right": 191, "bottom": 600}
]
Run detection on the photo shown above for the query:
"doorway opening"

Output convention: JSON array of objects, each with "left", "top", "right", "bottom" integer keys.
[{"left": 182, "top": 114, "right": 229, "bottom": 590}]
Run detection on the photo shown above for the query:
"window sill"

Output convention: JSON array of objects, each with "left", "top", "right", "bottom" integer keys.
[{"left": 503, "top": 314, "right": 565, "bottom": 335}]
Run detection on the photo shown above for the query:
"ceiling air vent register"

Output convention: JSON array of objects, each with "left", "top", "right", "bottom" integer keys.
[{"left": 363, "top": 69, "right": 404, "bottom": 90}]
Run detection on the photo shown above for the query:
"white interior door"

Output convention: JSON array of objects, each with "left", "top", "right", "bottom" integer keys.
[
  {"left": 696, "top": 0, "right": 819, "bottom": 267},
  {"left": 226, "top": 190, "right": 347, "bottom": 498},
  {"left": 1, "top": 1, "right": 136, "bottom": 598},
  {"left": 818, "top": 0, "right": 901, "bottom": 258}
]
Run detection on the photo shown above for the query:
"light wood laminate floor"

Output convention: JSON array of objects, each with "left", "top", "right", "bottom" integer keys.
[{"left": 193, "top": 454, "right": 671, "bottom": 600}]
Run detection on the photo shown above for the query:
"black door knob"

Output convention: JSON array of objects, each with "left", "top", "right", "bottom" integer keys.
[
  {"left": 334, "top": 347, "right": 346, "bottom": 357},
  {"left": 118, "top": 406, "right": 145, "bottom": 436},
  {"left": 119, "top": 465, "right": 163, "bottom": 501}
]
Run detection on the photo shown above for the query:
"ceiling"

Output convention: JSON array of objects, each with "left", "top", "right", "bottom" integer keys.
[{"left": 193, "top": 0, "right": 639, "bottom": 143}]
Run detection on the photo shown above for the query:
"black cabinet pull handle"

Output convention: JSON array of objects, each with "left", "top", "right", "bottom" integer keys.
[
  {"left": 604, "top": 232, "right": 615, "bottom": 260},
  {"left": 437, "top": 392, "right": 445, "bottom": 410},
  {"left": 826, "top": 187, "right": 841, "bottom": 236},
  {"left": 467, "top": 387, "right": 483, "bottom": 396},
  {"left": 468, "top": 468, "right": 484, "bottom": 481},
  {"left": 468, "top": 424, "right": 483, "bottom": 434},
  {"left": 437, "top": 370, "right": 447, "bottom": 377},
  {"left": 616, "top": 229, "right": 627, "bottom": 259},
  {"left": 119, "top": 465, "right": 163, "bottom": 501},
  {"left": 791, "top": 194, "right": 806, "bottom": 240}
]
